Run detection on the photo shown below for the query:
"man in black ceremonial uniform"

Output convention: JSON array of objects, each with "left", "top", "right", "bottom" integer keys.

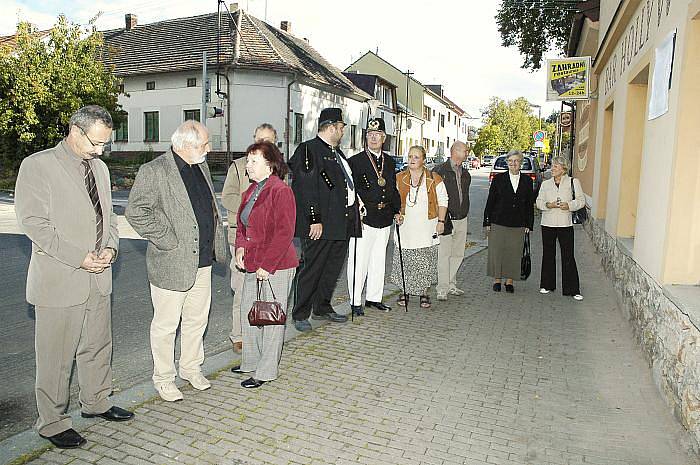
[
  {"left": 289, "top": 108, "right": 360, "bottom": 332},
  {"left": 347, "top": 117, "right": 401, "bottom": 316}
]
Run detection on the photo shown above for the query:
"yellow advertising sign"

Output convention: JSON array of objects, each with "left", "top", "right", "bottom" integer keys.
[{"left": 546, "top": 57, "right": 591, "bottom": 101}]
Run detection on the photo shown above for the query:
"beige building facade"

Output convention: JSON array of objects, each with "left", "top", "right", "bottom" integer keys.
[{"left": 571, "top": 0, "right": 700, "bottom": 450}]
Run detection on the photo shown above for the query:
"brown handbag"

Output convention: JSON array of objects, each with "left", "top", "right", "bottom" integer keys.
[{"left": 248, "top": 279, "right": 286, "bottom": 327}]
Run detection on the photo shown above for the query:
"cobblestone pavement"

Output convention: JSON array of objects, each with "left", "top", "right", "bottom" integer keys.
[{"left": 15, "top": 230, "right": 695, "bottom": 465}]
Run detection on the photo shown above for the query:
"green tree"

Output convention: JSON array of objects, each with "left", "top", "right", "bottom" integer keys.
[
  {"left": 473, "top": 97, "right": 544, "bottom": 156},
  {"left": 496, "top": 0, "right": 578, "bottom": 71},
  {"left": 0, "top": 16, "right": 122, "bottom": 171}
]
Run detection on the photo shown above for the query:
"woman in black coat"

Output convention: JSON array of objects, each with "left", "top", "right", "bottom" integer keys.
[{"left": 483, "top": 150, "right": 534, "bottom": 293}]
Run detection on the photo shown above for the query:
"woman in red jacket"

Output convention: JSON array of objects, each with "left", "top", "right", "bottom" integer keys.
[{"left": 232, "top": 142, "right": 298, "bottom": 388}]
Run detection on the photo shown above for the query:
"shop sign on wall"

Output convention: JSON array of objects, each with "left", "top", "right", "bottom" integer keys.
[{"left": 546, "top": 57, "right": 591, "bottom": 101}]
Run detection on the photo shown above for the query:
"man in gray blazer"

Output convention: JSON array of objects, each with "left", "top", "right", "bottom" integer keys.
[
  {"left": 15, "top": 105, "right": 134, "bottom": 449},
  {"left": 126, "top": 120, "right": 227, "bottom": 402}
]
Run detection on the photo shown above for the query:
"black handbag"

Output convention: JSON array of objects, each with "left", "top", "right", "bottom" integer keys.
[
  {"left": 248, "top": 279, "right": 286, "bottom": 327},
  {"left": 570, "top": 177, "right": 587, "bottom": 224},
  {"left": 520, "top": 232, "right": 531, "bottom": 280},
  {"left": 440, "top": 211, "right": 454, "bottom": 236}
]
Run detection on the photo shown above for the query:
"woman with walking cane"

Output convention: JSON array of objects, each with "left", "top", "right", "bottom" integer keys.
[{"left": 390, "top": 145, "right": 449, "bottom": 309}]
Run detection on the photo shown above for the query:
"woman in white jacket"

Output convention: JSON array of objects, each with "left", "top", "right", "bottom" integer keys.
[{"left": 535, "top": 156, "right": 585, "bottom": 301}]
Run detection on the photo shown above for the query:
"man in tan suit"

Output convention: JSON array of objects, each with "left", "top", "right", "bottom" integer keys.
[
  {"left": 126, "top": 121, "right": 227, "bottom": 402},
  {"left": 15, "top": 105, "right": 134, "bottom": 449},
  {"left": 221, "top": 123, "right": 277, "bottom": 356}
]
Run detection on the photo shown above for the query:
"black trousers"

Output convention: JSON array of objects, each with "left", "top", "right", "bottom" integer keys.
[
  {"left": 540, "top": 226, "right": 580, "bottom": 295},
  {"left": 292, "top": 238, "right": 349, "bottom": 321}
]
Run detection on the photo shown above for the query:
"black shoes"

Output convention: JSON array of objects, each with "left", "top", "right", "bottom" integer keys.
[
  {"left": 350, "top": 305, "right": 364, "bottom": 316},
  {"left": 81, "top": 406, "right": 134, "bottom": 422},
  {"left": 241, "top": 377, "right": 266, "bottom": 389},
  {"left": 294, "top": 320, "right": 312, "bottom": 332},
  {"left": 311, "top": 311, "right": 348, "bottom": 323},
  {"left": 41, "top": 428, "right": 86, "bottom": 449},
  {"left": 365, "top": 301, "right": 391, "bottom": 312},
  {"left": 505, "top": 284, "right": 515, "bottom": 293},
  {"left": 493, "top": 283, "right": 502, "bottom": 292},
  {"left": 231, "top": 365, "right": 249, "bottom": 374}
]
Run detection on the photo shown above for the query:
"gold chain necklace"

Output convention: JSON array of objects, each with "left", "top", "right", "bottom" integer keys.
[{"left": 365, "top": 150, "right": 386, "bottom": 187}]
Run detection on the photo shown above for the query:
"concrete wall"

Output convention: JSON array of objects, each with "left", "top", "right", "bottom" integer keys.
[
  {"left": 112, "top": 69, "right": 367, "bottom": 160},
  {"left": 594, "top": 0, "right": 693, "bottom": 283},
  {"left": 583, "top": 0, "right": 700, "bottom": 452},
  {"left": 422, "top": 91, "right": 448, "bottom": 159}
]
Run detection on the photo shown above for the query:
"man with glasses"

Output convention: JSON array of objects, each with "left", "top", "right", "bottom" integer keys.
[
  {"left": 15, "top": 105, "right": 134, "bottom": 449},
  {"left": 289, "top": 108, "right": 360, "bottom": 332},
  {"left": 346, "top": 117, "right": 401, "bottom": 316},
  {"left": 126, "top": 120, "right": 227, "bottom": 402}
]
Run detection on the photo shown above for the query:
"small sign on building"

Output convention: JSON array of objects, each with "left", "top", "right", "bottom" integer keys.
[
  {"left": 546, "top": 57, "right": 591, "bottom": 101},
  {"left": 560, "top": 111, "right": 572, "bottom": 127}
]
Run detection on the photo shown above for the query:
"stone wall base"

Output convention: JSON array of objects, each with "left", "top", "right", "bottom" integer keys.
[{"left": 585, "top": 218, "right": 700, "bottom": 453}]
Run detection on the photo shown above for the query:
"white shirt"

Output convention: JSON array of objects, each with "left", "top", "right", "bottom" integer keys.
[
  {"left": 509, "top": 172, "right": 520, "bottom": 192},
  {"left": 536, "top": 175, "right": 586, "bottom": 227},
  {"left": 395, "top": 180, "right": 448, "bottom": 249},
  {"left": 336, "top": 153, "right": 355, "bottom": 207}
]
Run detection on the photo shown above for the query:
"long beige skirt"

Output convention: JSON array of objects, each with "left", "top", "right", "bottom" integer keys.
[{"left": 487, "top": 224, "right": 525, "bottom": 280}]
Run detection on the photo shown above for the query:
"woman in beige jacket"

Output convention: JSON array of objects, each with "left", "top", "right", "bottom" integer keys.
[{"left": 535, "top": 156, "right": 585, "bottom": 301}]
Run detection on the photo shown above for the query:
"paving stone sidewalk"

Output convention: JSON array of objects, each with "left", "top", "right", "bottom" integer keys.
[{"left": 13, "top": 231, "right": 696, "bottom": 465}]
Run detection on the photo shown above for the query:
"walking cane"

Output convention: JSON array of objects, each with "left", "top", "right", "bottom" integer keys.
[
  {"left": 395, "top": 222, "right": 408, "bottom": 311},
  {"left": 351, "top": 236, "right": 357, "bottom": 322}
]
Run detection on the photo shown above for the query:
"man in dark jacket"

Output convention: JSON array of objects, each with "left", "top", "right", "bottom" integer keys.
[
  {"left": 289, "top": 108, "right": 360, "bottom": 332},
  {"left": 432, "top": 141, "right": 471, "bottom": 300},
  {"left": 347, "top": 118, "right": 401, "bottom": 316}
]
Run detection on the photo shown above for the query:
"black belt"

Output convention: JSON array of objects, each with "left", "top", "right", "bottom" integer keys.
[{"left": 364, "top": 201, "right": 388, "bottom": 210}]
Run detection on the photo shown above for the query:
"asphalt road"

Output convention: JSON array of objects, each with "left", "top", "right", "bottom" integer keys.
[{"left": 0, "top": 167, "right": 490, "bottom": 441}]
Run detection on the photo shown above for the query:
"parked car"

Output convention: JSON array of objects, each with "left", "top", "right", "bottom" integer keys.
[
  {"left": 482, "top": 154, "right": 495, "bottom": 166},
  {"left": 488, "top": 154, "right": 544, "bottom": 192},
  {"left": 391, "top": 155, "right": 407, "bottom": 172}
]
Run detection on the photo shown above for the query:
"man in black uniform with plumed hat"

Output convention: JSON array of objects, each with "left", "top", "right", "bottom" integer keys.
[
  {"left": 289, "top": 108, "right": 361, "bottom": 332},
  {"left": 346, "top": 117, "right": 401, "bottom": 316}
]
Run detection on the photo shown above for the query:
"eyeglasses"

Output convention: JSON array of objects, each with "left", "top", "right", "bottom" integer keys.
[{"left": 78, "top": 126, "right": 111, "bottom": 148}]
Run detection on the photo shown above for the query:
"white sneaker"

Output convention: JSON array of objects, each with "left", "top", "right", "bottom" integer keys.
[
  {"left": 180, "top": 372, "right": 211, "bottom": 391},
  {"left": 437, "top": 292, "right": 448, "bottom": 301},
  {"left": 448, "top": 287, "right": 465, "bottom": 296},
  {"left": 573, "top": 294, "right": 584, "bottom": 301},
  {"left": 539, "top": 288, "right": 551, "bottom": 294},
  {"left": 155, "top": 382, "right": 184, "bottom": 402}
]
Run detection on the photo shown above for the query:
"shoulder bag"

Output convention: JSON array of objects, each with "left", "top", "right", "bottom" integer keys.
[
  {"left": 570, "top": 177, "right": 587, "bottom": 224},
  {"left": 248, "top": 279, "right": 286, "bottom": 327}
]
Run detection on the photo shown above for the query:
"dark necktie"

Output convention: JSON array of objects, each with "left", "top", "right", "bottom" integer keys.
[
  {"left": 82, "top": 160, "right": 103, "bottom": 251},
  {"left": 333, "top": 149, "right": 354, "bottom": 190}
]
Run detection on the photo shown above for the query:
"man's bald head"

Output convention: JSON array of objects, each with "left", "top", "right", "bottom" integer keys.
[{"left": 450, "top": 141, "right": 468, "bottom": 165}]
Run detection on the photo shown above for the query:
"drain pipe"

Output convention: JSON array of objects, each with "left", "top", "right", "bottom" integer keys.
[{"left": 285, "top": 74, "right": 297, "bottom": 162}]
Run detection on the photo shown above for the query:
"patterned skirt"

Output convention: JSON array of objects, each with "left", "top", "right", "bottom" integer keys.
[{"left": 390, "top": 244, "right": 438, "bottom": 295}]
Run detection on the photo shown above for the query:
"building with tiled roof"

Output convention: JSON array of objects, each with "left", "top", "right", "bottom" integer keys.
[
  {"left": 101, "top": 8, "right": 372, "bottom": 162},
  {"left": 344, "top": 51, "right": 470, "bottom": 159}
]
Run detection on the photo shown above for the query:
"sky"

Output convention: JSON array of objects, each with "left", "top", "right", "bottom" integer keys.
[{"left": 1, "top": 0, "right": 563, "bottom": 120}]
